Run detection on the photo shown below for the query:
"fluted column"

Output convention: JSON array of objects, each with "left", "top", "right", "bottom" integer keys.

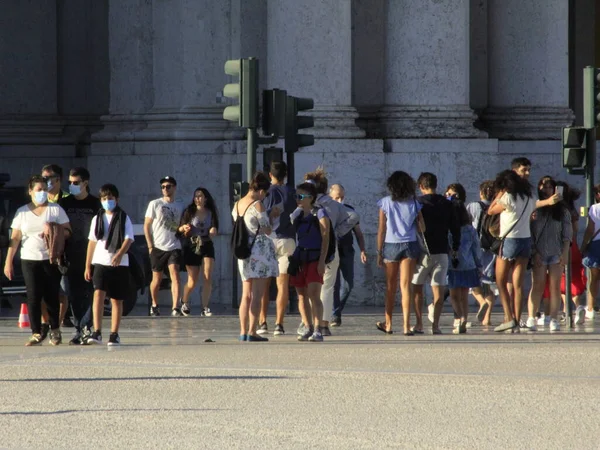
[
  {"left": 267, "top": 0, "right": 364, "bottom": 138},
  {"left": 380, "top": 0, "right": 485, "bottom": 138},
  {"left": 481, "top": 0, "right": 574, "bottom": 139}
]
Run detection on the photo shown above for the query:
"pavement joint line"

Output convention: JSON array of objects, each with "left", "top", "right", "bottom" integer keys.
[{"left": 0, "top": 359, "right": 598, "bottom": 382}]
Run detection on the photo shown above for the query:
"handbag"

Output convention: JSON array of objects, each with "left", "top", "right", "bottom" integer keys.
[{"left": 490, "top": 197, "right": 530, "bottom": 255}]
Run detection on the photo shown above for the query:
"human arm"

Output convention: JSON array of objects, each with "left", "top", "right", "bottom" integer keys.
[
  {"left": 353, "top": 224, "right": 367, "bottom": 264},
  {"left": 144, "top": 217, "right": 154, "bottom": 253},
  {"left": 377, "top": 209, "right": 386, "bottom": 268},
  {"left": 84, "top": 240, "right": 97, "bottom": 282},
  {"left": 3, "top": 229, "right": 22, "bottom": 280},
  {"left": 318, "top": 216, "right": 330, "bottom": 276},
  {"left": 536, "top": 193, "right": 561, "bottom": 209},
  {"left": 111, "top": 217, "right": 135, "bottom": 267},
  {"left": 254, "top": 201, "right": 272, "bottom": 236},
  {"left": 581, "top": 217, "right": 595, "bottom": 252}
]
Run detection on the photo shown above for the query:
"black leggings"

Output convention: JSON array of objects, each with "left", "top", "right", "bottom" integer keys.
[{"left": 21, "top": 260, "right": 62, "bottom": 334}]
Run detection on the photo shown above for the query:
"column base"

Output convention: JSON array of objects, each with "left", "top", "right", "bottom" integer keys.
[
  {"left": 0, "top": 114, "right": 69, "bottom": 144},
  {"left": 92, "top": 106, "right": 242, "bottom": 142},
  {"left": 481, "top": 107, "right": 575, "bottom": 140},
  {"left": 311, "top": 105, "right": 365, "bottom": 138},
  {"left": 377, "top": 106, "right": 487, "bottom": 138}
]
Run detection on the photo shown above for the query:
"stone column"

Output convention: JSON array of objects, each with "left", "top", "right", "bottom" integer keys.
[
  {"left": 482, "top": 0, "right": 574, "bottom": 139},
  {"left": 381, "top": 0, "right": 484, "bottom": 138},
  {"left": 0, "top": 0, "right": 65, "bottom": 143},
  {"left": 267, "top": 0, "right": 364, "bottom": 138}
]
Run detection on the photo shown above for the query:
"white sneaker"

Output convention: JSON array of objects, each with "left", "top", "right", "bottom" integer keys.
[
  {"left": 575, "top": 306, "right": 586, "bottom": 325},
  {"left": 453, "top": 319, "right": 460, "bottom": 328},
  {"left": 550, "top": 318, "right": 560, "bottom": 331},
  {"left": 536, "top": 313, "right": 545, "bottom": 326},
  {"left": 586, "top": 309, "right": 595, "bottom": 320},
  {"left": 427, "top": 303, "right": 434, "bottom": 324},
  {"left": 526, "top": 317, "right": 537, "bottom": 331}
]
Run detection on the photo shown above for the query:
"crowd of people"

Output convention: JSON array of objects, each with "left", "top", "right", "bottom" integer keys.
[{"left": 2, "top": 156, "right": 600, "bottom": 346}]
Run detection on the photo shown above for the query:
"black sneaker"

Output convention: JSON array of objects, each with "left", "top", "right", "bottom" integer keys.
[
  {"left": 248, "top": 334, "right": 269, "bottom": 342},
  {"left": 171, "top": 308, "right": 183, "bottom": 317},
  {"left": 181, "top": 303, "right": 191, "bottom": 316},
  {"left": 150, "top": 306, "right": 160, "bottom": 316},
  {"left": 273, "top": 324, "right": 285, "bottom": 336},
  {"left": 49, "top": 330, "right": 62, "bottom": 346},
  {"left": 69, "top": 331, "right": 83, "bottom": 345},
  {"left": 321, "top": 326, "right": 332, "bottom": 336},
  {"left": 40, "top": 323, "right": 50, "bottom": 342},
  {"left": 107, "top": 333, "right": 120, "bottom": 346},
  {"left": 257, "top": 322, "right": 268, "bottom": 335},
  {"left": 85, "top": 331, "right": 102, "bottom": 345},
  {"left": 330, "top": 317, "right": 342, "bottom": 327}
]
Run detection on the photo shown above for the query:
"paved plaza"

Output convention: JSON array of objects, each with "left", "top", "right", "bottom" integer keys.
[{"left": 1, "top": 310, "right": 600, "bottom": 449}]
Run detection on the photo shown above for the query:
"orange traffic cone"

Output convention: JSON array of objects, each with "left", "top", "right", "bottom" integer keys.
[{"left": 18, "top": 303, "right": 30, "bottom": 329}]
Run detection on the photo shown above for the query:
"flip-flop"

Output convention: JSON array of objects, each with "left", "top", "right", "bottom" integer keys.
[
  {"left": 376, "top": 321, "right": 393, "bottom": 334},
  {"left": 410, "top": 326, "right": 424, "bottom": 334},
  {"left": 403, "top": 331, "right": 414, "bottom": 336}
]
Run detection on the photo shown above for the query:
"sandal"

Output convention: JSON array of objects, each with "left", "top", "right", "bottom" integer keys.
[
  {"left": 376, "top": 321, "right": 393, "bottom": 334},
  {"left": 403, "top": 330, "right": 414, "bottom": 336},
  {"left": 410, "top": 326, "right": 424, "bottom": 334}
]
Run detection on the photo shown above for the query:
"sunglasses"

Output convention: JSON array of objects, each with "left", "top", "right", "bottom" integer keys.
[
  {"left": 161, "top": 184, "right": 174, "bottom": 190},
  {"left": 43, "top": 175, "right": 59, "bottom": 182},
  {"left": 69, "top": 181, "right": 82, "bottom": 186},
  {"left": 296, "top": 194, "right": 312, "bottom": 201}
]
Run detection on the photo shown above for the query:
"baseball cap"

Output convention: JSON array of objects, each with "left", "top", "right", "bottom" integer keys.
[{"left": 159, "top": 176, "right": 177, "bottom": 186}]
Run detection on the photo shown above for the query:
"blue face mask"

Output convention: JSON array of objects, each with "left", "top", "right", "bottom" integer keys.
[
  {"left": 102, "top": 199, "right": 116, "bottom": 211},
  {"left": 69, "top": 184, "right": 82, "bottom": 196},
  {"left": 446, "top": 195, "right": 455, "bottom": 201},
  {"left": 34, "top": 191, "right": 48, "bottom": 205}
]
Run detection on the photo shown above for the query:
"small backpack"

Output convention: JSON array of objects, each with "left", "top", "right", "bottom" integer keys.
[
  {"left": 296, "top": 207, "right": 336, "bottom": 263},
  {"left": 231, "top": 201, "right": 259, "bottom": 260},
  {"left": 479, "top": 212, "right": 500, "bottom": 252}
]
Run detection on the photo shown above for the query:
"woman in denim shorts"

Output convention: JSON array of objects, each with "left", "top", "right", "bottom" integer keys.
[
  {"left": 526, "top": 176, "right": 572, "bottom": 332},
  {"left": 581, "top": 184, "right": 600, "bottom": 321},
  {"left": 376, "top": 171, "right": 424, "bottom": 335},
  {"left": 488, "top": 170, "right": 535, "bottom": 333}
]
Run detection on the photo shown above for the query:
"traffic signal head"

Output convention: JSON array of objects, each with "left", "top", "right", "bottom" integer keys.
[
  {"left": 262, "top": 89, "right": 287, "bottom": 137},
  {"left": 562, "top": 127, "right": 587, "bottom": 168},
  {"left": 284, "top": 95, "right": 315, "bottom": 153},
  {"left": 223, "top": 58, "right": 259, "bottom": 128},
  {"left": 583, "top": 66, "right": 600, "bottom": 129}
]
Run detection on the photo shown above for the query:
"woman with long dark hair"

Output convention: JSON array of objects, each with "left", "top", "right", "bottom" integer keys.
[
  {"left": 488, "top": 170, "right": 535, "bottom": 333},
  {"left": 526, "top": 176, "right": 571, "bottom": 332},
  {"left": 376, "top": 171, "right": 425, "bottom": 335},
  {"left": 180, "top": 187, "right": 219, "bottom": 316}
]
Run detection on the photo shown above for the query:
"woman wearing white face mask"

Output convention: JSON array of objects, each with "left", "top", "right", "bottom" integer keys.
[{"left": 3, "top": 175, "right": 71, "bottom": 346}]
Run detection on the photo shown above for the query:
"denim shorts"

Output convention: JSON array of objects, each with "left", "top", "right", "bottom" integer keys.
[
  {"left": 501, "top": 237, "right": 531, "bottom": 261},
  {"left": 536, "top": 254, "right": 561, "bottom": 266},
  {"left": 383, "top": 241, "right": 421, "bottom": 262},
  {"left": 583, "top": 240, "right": 600, "bottom": 269}
]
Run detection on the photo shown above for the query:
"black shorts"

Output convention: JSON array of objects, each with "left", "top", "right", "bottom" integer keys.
[
  {"left": 150, "top": 248, "right": 183, "bottom": 272},
  {"left": 92, "top": 265, "right": 130, "bottom": 300},
  {"left": 183, "top": 241, "right": 215, "bottom": 267}
]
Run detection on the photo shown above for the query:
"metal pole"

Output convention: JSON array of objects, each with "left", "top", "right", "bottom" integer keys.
[
  {"left": 585, "top": 127, "right": 597, "bottom": 319},
  {"left": 565, "top": 249, "right": 573, "bottom": 328},
  {"left": 247, "top": 127, "right": 257, "bottom": 181},
  {"left": 286, "top": 150, "right": 295, "bottom": 188}
]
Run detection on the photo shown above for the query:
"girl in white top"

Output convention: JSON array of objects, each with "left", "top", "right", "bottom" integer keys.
[
  {"left": 231, "top": 172, "right": 278, "bottom": 342},
  {"left": 488, "top": 170, "right": 535, "bottom": 333},
  {"left": 3, "top": 175, "right": 71, "bottom": 346}
]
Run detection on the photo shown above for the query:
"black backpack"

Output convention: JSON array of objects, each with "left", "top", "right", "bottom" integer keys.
[
  {"left": 479, "top": 211, "right": 500, "bottom": 252},
  {"left": 231, "top": 202, "right": 259, "bottom": 260},
  {"left": 296, "top": 207, "right": 336, "bottom": 263}
]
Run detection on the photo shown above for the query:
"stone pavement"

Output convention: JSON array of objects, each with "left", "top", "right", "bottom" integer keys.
[{"left": 1, "top": 313, "right": 600, "bottom": 449}]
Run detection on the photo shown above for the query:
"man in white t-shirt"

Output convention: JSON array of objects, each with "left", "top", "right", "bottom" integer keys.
[
  {"left": 144, "top": 176, "right": 186, "bottom": 317},
  {"left": 84, "top": 183, "right": 134, "bottom": 346}
]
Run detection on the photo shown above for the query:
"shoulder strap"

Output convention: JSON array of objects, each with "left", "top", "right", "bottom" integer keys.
[
  {"left": 500, "top": 196, "right": 530, "bottom": 241},
  {"left": 476, "top": 201, "right": 486, "bottom": 235}
]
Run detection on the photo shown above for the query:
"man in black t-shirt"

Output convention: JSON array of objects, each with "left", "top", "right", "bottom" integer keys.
[{"left": 59, "top": 167, "right": 102, "bottom": 344}]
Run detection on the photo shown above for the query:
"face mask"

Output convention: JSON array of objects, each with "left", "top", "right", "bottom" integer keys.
[
  {"left": 34, "top": 191, "right": 48, "bottom": 205},
  {"left": 47, "top": 181, "right": 54, "bottom": 191},
  {"left": 69, "top": 184, "right": 82, "bottom": 196},
  {"left": 446, "top": 195, "right": 454, "bottom": 201},
  {"left": 102, "top": 199, "right": 116, "bottom": 211}
]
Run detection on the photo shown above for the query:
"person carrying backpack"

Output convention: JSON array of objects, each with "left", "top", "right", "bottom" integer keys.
[
  {"left": 289, "top": 181, "right": 333, "bottom": 342},
  {"left": 231, "top": 172, "right": 278, "bottom": 342},
  {"left": 466, "top": 180, "right": 496, "bottom": 326}
]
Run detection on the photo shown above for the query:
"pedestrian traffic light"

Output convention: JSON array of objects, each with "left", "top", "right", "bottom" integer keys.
[
  {"left": 583, "top": 66, "right": 600, "bottom": 129},
  {"left": 284, "top": 96, "right": 314, "bottom": 153},
  {"left": 229, "top": 164, "right": 248, "bottom": 209},
  {"left": 262, "top": 89, "right": 287, "bottom": 137},
  {"left": 223, "top": 58, "right": 259, "bottom": 128},
  {"left": 562, "top": 127, "right": 587, "bottom": 169}
]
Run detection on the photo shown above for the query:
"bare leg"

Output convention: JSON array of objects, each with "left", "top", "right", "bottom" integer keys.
[
  {"left": 449, "top": 288, "right": 461, "bottom": 322},
  {"left": 275, "top": 274, "right": 290, "bottom": 326},
  {"left": 59, "top": 294, "right": 68, "bottom": 323},
  {"left": 297, "top": 287, "right": 311, "bottom": 330},
  {"left": 201, "top": 258, "right": 214, "bottom": 309},
  {"left": 110, "top": 298, "right": 123, "bottom": 333},
  {"left": 181, "top": 265, "right": 200, "bottom": 305},
  {"left": 92, "top": 290, "right": 106, "bottom": 332},
  {"left": 307, "top": 282, "right": 323, "bottom": 330},
  {"left": 150, "top": 271, "right": 162, "bottom": 308},
  {"left": 259, "top": 278, "right": 272, "bottom": 324},
  {"left": 384, "top": 262, "right": 400, "bottom": 332},
  {"left": 511, "top": 258, "right": 528, "bottom": 323},
  {"left": 168, "top": 264, "right": 181, "bottom": 310},
  {"left": 431, "top": 285, "right": 446, "bottom": 330},
  {"left": 400, "top": 258, "right": 416, "bottom": 334},
  {"left": 249, "top": 278, "right": 268, "bottom": 336},
  {"left": 528, "top": 264, "right": 547, "bottom": 319},
  {"left": 495, "top": 257, "right": 514, "bottom": 323},
  {"left": 239, "top": 280, "right": 252, "bottom": 336},
  {"left": 587, "top": 268, "right": 600, "bottom": 312}
]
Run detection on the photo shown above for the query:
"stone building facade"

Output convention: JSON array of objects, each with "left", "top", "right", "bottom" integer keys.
[{"left": 1, "top": 0, "right": 598, "bottom": 305}]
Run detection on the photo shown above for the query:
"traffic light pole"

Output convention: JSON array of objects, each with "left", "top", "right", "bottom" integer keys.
[{"left": 247, "top": 128, "right": 257, "bottom": 181}]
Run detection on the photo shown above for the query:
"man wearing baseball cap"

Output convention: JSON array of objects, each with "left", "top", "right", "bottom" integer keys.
[{"left": 144, "top": 176, "right": 186, "bottom": 316}]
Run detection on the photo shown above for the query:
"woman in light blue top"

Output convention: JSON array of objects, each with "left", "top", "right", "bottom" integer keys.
[{"left": 376, "top": 171, "right": 425, "bottom": 335}]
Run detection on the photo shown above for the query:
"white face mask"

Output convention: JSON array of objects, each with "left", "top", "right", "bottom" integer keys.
[{"left": 33, "top": 191, "right": 48, "bottom": 205}]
